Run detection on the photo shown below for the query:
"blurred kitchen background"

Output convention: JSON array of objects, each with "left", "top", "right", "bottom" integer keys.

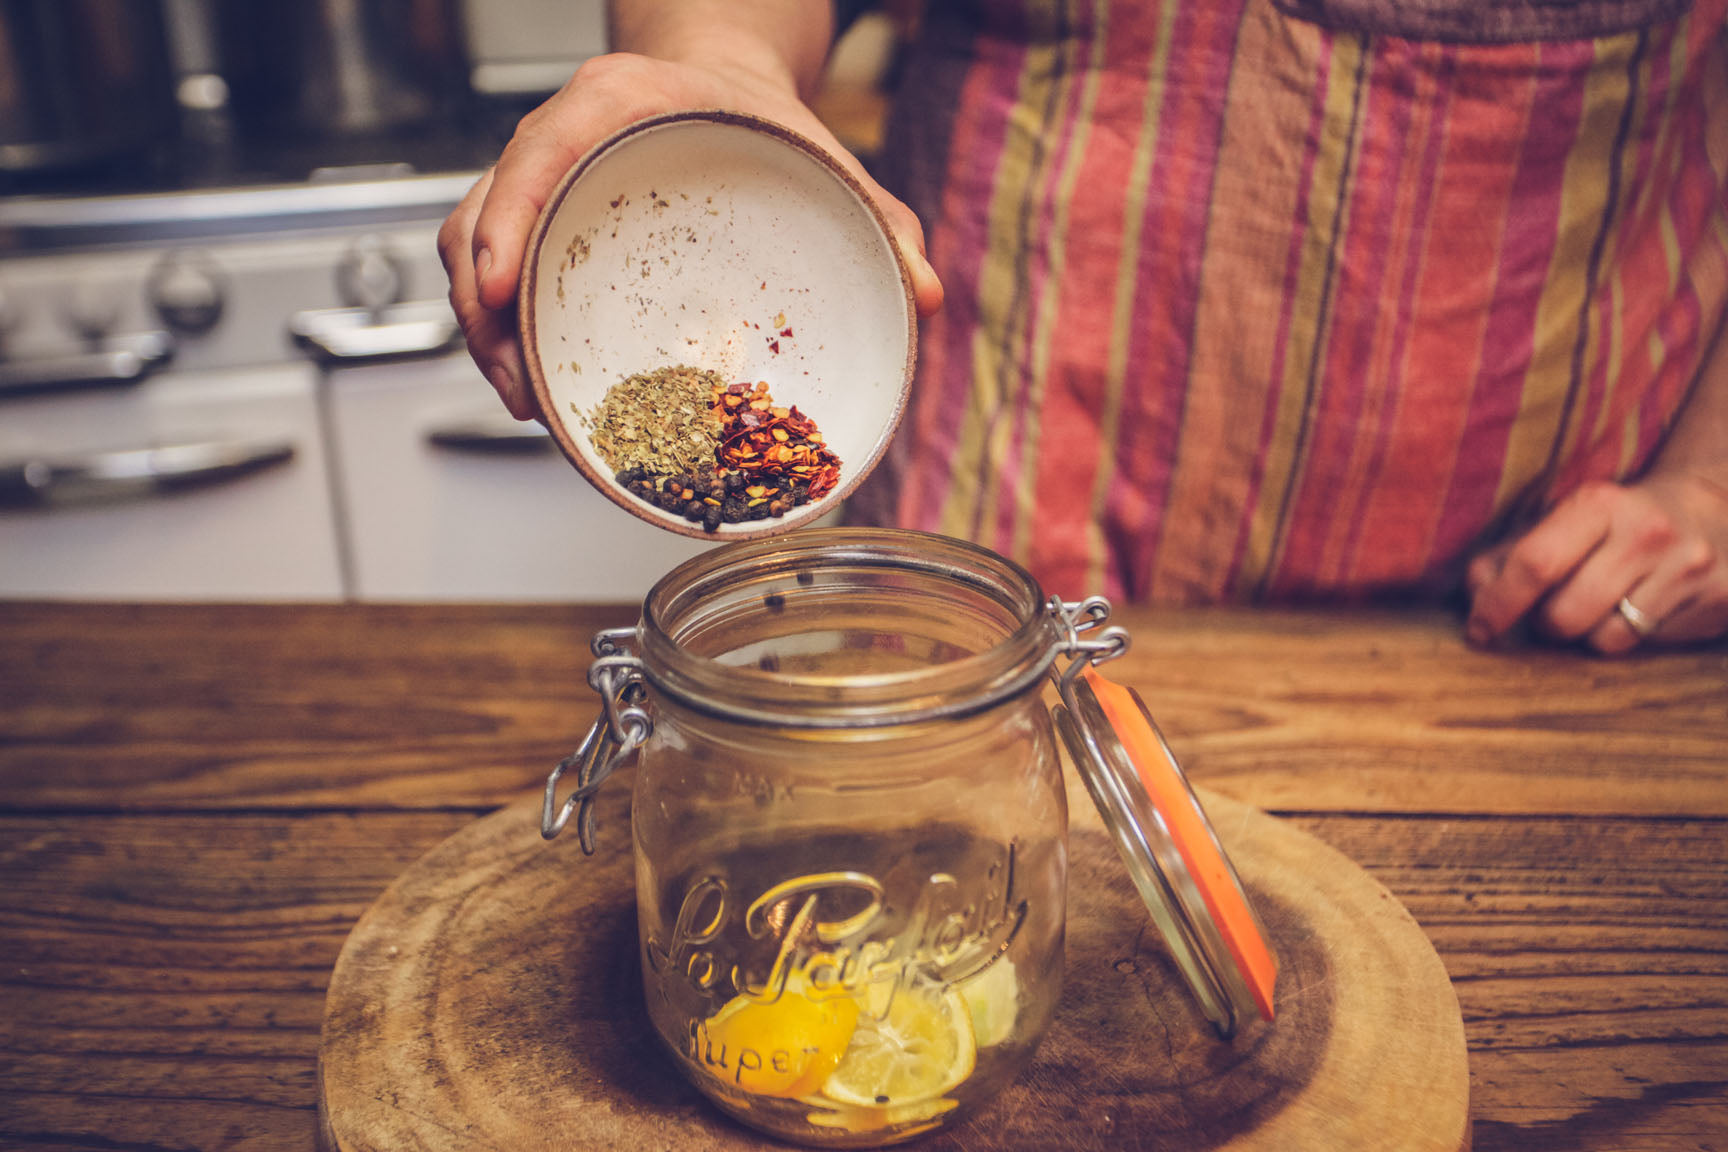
[{"left": 0, "top": 0, "right": 895, "bottom": 601}]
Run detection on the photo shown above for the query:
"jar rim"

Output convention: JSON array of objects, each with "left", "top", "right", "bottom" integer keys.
[{"left": 634, "top": 528, "right": 1060, "bottom": 728}]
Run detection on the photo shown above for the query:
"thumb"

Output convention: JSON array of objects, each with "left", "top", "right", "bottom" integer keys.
[{"left": 896, "top": 230, "right": 944, "bottom": 318}]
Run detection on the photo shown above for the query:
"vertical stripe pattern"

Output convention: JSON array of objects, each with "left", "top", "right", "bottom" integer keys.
[{"left": 850, "top": 0, "right": 1728, "bottom": 604}]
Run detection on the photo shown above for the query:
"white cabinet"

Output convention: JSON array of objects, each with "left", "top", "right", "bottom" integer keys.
[{"left": 0, "top": 363, "right": 345, "bottom": 600}]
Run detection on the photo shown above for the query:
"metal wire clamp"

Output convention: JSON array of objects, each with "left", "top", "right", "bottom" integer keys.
[
  {"left": 541, "top": 627, "right": 650, "bottom": 853},
  {"left": 1049, "top": 595, "right": 1130, "bottom": 701}
]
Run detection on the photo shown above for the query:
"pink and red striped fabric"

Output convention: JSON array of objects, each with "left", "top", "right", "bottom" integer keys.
[{"left": 849, "top": 0, "right": 1728, "bottom": 604}]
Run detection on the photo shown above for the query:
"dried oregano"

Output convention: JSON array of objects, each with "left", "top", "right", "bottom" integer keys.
[{"left": 579, "top": 365, "right": 725, "bottom": 478}]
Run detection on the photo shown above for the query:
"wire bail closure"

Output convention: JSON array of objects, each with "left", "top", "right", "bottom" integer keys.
[
  {"left": 542, "top": 598, "right": 1126, "bottom": 855},
  {"left": 1049, "top": 595, "right": 1130, "bottom": 696},
  {"left": 541, "top": 626, "right": 651, "bottom": 853}
]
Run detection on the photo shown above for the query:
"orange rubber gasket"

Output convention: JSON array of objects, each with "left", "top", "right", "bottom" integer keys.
[{"left": 1085, "top": 668, "right": 1278, "bottom": 1022}]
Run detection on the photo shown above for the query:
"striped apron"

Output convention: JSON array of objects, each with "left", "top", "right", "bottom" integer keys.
[{"left": 847, "top": 0, "right": 1728, "bottom": 604}]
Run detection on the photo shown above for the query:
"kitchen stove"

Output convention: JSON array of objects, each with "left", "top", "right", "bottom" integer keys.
[{"left": 0, "top": 166, "right": 713, "bottom": 601}]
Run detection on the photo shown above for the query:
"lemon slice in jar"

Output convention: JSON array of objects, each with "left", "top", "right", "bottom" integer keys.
[
  {"left": 816, "top": 982, "right": 976, "bottom": 1109},
  {"left": 701, "top": 970, "right": 861, "bottom": 1098},
  {"left": 956, "top": 956, "right": 1018, "bottom": 1049}
]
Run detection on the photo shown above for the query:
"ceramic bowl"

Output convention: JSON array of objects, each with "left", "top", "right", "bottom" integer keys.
[{"left": 519, "top": 110, "right": 917, "bottom": 540}]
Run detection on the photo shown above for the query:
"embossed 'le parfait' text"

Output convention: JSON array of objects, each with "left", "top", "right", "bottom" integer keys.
[{"left": 646, "top": 847, "right": 1027, "bottom": 1015}]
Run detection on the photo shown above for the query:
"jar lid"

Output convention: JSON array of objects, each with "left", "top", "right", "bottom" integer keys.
[{"left": 1055, "top": 668, "right": 1277, "bottom": 1037}]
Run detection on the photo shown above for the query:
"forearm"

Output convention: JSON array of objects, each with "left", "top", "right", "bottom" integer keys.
[{"left": 608, "top": 0, "right": 837, "bottom": 104}]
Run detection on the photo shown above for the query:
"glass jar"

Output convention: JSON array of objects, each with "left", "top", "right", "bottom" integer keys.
[
  {"left": 543, "top": 527, "right": 1276, "bottom": 1147},
  {"left": 544, "top": 528, "right": 1121, "bottom": 1146}
]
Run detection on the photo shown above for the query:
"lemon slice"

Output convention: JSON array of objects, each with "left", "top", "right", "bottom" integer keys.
[
  {"left": 956, "top": 957, "right": 1018, "bottom": 1048},
  {"left": 700, "top": 971, "right": 860, "bottom": 1098},
  {"left": 817, "top": 982, "right": 976, "bottom": 1108}
]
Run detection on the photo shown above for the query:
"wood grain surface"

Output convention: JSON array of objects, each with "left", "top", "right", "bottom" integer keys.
[
  {"left": 1, "top": 602, "right": 1724, "bottom": 1151},
  {"left": 316, "top": 785, "right": 1469, "bottom": 1152}
]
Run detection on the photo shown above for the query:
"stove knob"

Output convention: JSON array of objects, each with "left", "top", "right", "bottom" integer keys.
[
  {"left": 148, "top": 249, "right": 227, "bottom": 335},
  {"left": 338, "top": 235, "right": 408, "bottom": 314},
  {"left": 64, "top": 283, "right": 125, "bottom": 345}
]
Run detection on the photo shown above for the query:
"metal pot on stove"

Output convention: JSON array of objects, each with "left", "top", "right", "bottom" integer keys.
[
  {"left": 0, "top": 0, "right": 180, "bottom": 179},
  {"left": 210, "top": 0, "right": 472, "bottom": 139}
]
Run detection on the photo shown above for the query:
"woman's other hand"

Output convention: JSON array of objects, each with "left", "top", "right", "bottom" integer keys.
[{"left": 1464, "top": 474, "right": 1728, "bottom": 653}]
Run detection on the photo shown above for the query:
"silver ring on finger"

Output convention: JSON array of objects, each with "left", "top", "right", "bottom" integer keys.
[{"left": 1616, "top": 595, "right": 1657, "bottom": 640}]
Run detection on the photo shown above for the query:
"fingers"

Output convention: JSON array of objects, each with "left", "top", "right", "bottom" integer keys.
[
  {"left": 1575, "top": 504, "right": 1705, "bottom": 653},
  {"left": 469, "top": 55, "right": 690, "bottom": 311},
  {"left": 444, "top": 58, "right": 681, "bottom": 417},
  {"left": 1463, "top": 479, "right": 1728, "bottom": 655},
  {"left": 1597, "top": 530, "right": 1724, "bottom": 652},
  {"left": 1582, "top": 581, "right": 1662, "bottom": 657},
  {"left": 438, "top": 169, "right": 537, "bottom": 420},
  {"left": 1532, "top": 495, "right": 1673, "bottom": 650},
  {"left": 1594, "top": 580, "right": 1667, "bottom": 656},
  {"left": 895, "top": 218, "right": 944, "bottom": 318},
  {"left": 1464, "top": 492, "right": 1609, "bottom": 647},
  {"left": 854, "top": 172, "right": 942, "bottom": 317},
  {"left": 472, "top": 109, "right": 600, "bottom": 312}
]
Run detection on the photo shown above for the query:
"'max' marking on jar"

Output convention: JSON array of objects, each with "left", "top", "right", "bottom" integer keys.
[{"left": 648, "top": 844, "right": 1028, "bottom": 1015}]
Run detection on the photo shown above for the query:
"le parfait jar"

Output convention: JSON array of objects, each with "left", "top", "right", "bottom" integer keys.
[
  {"left": 541, "top": 528, "right": 1275, "bottom": 1148},
  {"left": 541, "top": 529, "right": 1129, "bottom": 1146}
]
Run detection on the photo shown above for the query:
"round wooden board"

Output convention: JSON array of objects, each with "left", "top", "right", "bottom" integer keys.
[{"left": 318, "top": 774, "right": 1470, "bottom": 1151}]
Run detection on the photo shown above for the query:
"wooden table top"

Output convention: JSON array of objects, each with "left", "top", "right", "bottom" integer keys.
[{"left": 1, "top": 600, "right": 1723, "bottom": 1150}]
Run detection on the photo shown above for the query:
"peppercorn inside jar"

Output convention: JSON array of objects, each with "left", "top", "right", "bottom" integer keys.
[{"left": 544, "top": 529, "right": 1124, "bottom": 1147}]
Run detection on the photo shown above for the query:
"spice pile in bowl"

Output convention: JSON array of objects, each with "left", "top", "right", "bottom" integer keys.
[{"left": 581, "top": 365, "right": 842, "bottom": 533}]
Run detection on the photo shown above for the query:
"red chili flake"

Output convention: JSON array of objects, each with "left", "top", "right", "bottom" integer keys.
[{"left": 710, "top": 380, "right": 843, "bottom": 506}]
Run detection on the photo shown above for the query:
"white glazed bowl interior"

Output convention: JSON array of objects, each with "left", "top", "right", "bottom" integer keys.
[{"left": 521, "top": 111, "right": 916, "bottom": 539}]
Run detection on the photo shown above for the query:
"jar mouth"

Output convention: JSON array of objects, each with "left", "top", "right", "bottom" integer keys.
[{"left": 638, "top": 528, "right": 1059, "bottom": 727}]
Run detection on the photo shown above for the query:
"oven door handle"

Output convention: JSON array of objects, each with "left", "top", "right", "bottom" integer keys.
[
  {"left": 0, "top": 438, "right": 296, "bottom": 507},
  {"left": 291, "top": 300, "right": 461, "bottom": 364},
  {"left": 426, "top": 415, "right": 553, "bottom": 454},
  {"left": 0, "top": 331, "right": 174, "bottom": 397}
]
